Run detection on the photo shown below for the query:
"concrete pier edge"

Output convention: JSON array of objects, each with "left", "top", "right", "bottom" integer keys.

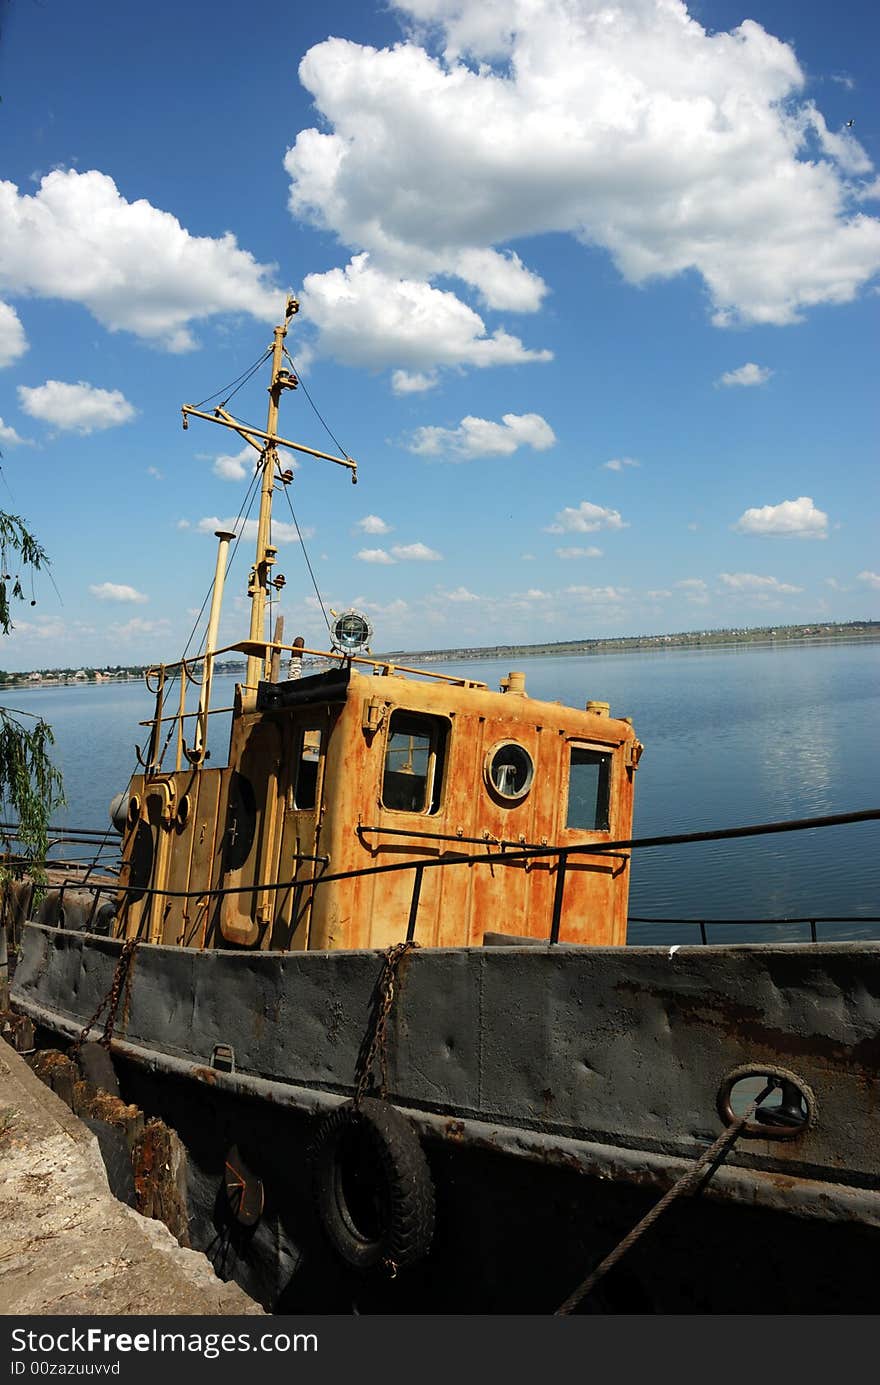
[{"left": 0, "top": 1041, "right": 264, "bottom": 1316}]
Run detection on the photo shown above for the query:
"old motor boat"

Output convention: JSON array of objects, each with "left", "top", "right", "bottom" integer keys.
[{"left": 7, "top": 298, "right": 880, "bottom": 1314}]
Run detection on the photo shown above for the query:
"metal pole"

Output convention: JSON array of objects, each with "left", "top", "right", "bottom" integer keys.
[
  {"left": 549, "top": 855, "right": 568, "bottom": 944},
  {"left": 195, "top": 530, "right": 235, "bottom": 757},
  {"left": 146, "top": 665, "right": 165, "bottom": 773},
  {"left": 406, "top": 865, "right": 424, "bottom": 942},
  {"left": 245, "top": 298, "right": 298, "bottom": 693}
]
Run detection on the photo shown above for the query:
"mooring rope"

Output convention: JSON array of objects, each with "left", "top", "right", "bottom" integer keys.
[{"left": 555, "top": 1085, "right": 773, "bottom": 1314}]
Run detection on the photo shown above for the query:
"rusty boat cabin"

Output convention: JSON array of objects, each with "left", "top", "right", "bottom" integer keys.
[{"left": 117, "top": 640, "right": 642, "bottom": 956}]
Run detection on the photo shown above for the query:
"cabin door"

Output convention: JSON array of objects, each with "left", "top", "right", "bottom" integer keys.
[
  {"left": 271, "top": 714, "right": 329, "bottom": 949},
  {"left": 218, "top": 719, "right": 283, "bottom": 947}
]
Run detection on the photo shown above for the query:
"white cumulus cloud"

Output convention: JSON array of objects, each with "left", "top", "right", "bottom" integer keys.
[
  {"left": 0, "top": 170, "right": 282, "bottom": 351},
  {"left": 0, "top": 302, "right": 27, "bottom": 367},
  {"left": 717, "top": 362, "right": 774, "bottom": 387},
  {"left": 284, "top": 2, "right": 880, "bottom": 331},
  {"left": 195, "top": 515, "right": 313, "bottom": 545},
  {"left": 733, "top": 495, "right": 828, "bottom": 539},
  {"left": 89, "top": 582, "right": 148, "bottom": 604},
  {"left": 357, "top": 548, "right": 396, "bottom": 564},
  {"left": 110, "top": 616, "right": 171, "bottom": 641},
  {"left": 676, "top": 577, "right": 709, "bottom": 603},
  {"left": 0, "top": 417, "right": 28, "bottom": 447},
  {"left": 17, "top": 380, "right": 136, "bottom": 434},
  {"left": 718, "top": 572, "right": 802, "bottom": 594},
  {"left": 299, "top": 254, "right": 551, "bottom": 379},
  {"left": 356, "top": 515, "right": 393, "bottom": 535},
  {"left": 602, "top": 457, "right": 640, "bottom": 471},
  {"left": 564, "top": 585, "right": 628, "bottom": 603},
  {"left": 391, "top": 542, "right": 443, "bottom": 561},
  {"left": 857, "top": 570, "right": 880, "bottom": 589},
  {"left": 556, "top": 546, "right": 602, "bottom": 559},
  {"left": 391, "top": 369, "right": 439, "bottom": 394},
  {"left": 212, "top": 446, "right": 255, "bottom": 482},
  {"left": 408, "top": 411, "right": 555, "bottom": 459},
  {"left": 545, "top": 501, "right": 627, "bottom": 534}
]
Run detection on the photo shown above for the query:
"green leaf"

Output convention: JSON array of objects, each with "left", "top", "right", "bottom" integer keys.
[{"left": 0, "top": 516, "right": 63, "bottom": 871}]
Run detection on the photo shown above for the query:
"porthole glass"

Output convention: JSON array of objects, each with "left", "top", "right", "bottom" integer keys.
[{"left": 485, "top": 742, "right": 534, "bottom": 802}]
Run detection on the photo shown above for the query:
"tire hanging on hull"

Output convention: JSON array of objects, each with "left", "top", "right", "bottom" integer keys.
[{"left": 309, "top": 1098, "right": 435, "bottom": 1273}]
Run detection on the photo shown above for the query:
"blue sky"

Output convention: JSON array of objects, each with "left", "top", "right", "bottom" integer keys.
[{"left": 0, "top": 0, "right": 877, "bottom": 669}]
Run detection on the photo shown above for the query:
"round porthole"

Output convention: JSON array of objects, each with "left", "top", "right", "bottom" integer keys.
[{"left": 485, "top": 741, "right": 534, "bottom": 803}]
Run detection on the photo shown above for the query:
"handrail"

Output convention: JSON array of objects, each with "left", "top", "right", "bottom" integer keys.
[
  {"left": 143, "top": 641, "right": 489, "bottom": 689},
  {"left": 23, "top": 806, "right": 879, "bottom": 948},
  {"left": 132, "top": 640, "right": 489, "bottom": 769},
  {"left": 628, "top": 916, "right": 880, "bottom": 945}
]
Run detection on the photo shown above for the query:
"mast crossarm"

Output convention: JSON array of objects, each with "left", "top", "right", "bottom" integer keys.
[
  {"left": 180, "top": 405, "right": 358, "bottom": 477},
  {"left": 214, "top": 407, "right": 265, "bottom": 454}
]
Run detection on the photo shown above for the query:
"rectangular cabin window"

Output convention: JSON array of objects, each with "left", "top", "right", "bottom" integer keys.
[
  {"left": 566, "top": 746, "right": 611, "bottom": 831},
  {"left": 382, "top": 712, "right": 447, "bottom": 815},
  {"left": 293, "top": 728, "right": 323, "bottom": 810}
]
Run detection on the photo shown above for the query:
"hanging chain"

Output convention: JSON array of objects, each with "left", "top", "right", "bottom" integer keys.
[
  {"left": 70, "top": 938, "right": 140, "bottom": 1057},
  {"left": 354, "top": 940, "right": 419, "bottom": 1106}
]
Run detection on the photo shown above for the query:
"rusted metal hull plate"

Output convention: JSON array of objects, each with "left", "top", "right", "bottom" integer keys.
[{"left": 13, "top": 925, "right": 880, "bottom": 1216}]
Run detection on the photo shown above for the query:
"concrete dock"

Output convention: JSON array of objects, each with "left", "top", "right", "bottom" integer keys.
[{"left": 0, "top": 1041, "right": 263, "bottom": 1316}]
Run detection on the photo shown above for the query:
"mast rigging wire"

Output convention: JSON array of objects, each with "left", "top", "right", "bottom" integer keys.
[
  {"left": 285, "top": 349, "right": 353, "bottom": 462},
  {"left": 274, "top": 459, "right": 332, "bottom": 634},
  {"left": 193, "top": 347, "right": 274, "bottom": 411},
  {"left": 153, "top": 462, "right": 264, "bottom": 770}
]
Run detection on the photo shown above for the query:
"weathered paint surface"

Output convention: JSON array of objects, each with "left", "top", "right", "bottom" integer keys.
[
  {"left": 115, "top": 666, "right": 640, "bottom": 952},
  {"left": 14, "top": 925, "right": 880, "bottom": 1219}
]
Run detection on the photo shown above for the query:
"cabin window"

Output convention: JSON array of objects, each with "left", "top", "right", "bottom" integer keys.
[
  {"left": 293, "top": 728, "right": 323, "bottom": 810},
  {"left": 485, "top": 741, "right": 534, "bottom": 803},
  {"left": 566, "top": 746, "right": 611, "bottom": 831},
  {"left": 382, "top": 712, "right": 446, "bottom": 814}
]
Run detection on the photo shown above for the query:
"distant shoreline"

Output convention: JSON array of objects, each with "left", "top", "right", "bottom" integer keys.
[
  {"left": 2, "top": 621, "right": 877, "bottom": 688},
  {"left": 383, "top": 623, "right": 880, "bottom": 667}
]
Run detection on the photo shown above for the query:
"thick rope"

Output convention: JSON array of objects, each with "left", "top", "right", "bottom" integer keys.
[{"left": 555, "top": 1086, "right": 772, "bottom": 1314}]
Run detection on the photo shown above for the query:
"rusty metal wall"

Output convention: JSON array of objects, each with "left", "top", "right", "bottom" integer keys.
[
  {"left": 15, "top": 925, "right": 880, "bottom": 1211},
  {"left": 115, "top": 670, "right": 639, "bottom": 954},
  {"left": 311, "top": 671, "right": 637, "bottom": 949}
]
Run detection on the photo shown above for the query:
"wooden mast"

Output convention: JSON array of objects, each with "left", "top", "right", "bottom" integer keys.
[
  {"left": 245, "top": 296, "right": 298, "bottom": 692},
  {"left": 180, "top": 296, "right": 357, "bottom": 705}
]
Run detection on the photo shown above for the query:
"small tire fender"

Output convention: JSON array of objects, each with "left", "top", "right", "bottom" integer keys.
[{"left": 309, "top": 1097, "right": 435, "bottom": 1272}]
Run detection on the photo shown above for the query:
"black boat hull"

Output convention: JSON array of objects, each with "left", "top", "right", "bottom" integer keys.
[{"left": 13, "top": 923, "right": 880, "bottom": 1312}]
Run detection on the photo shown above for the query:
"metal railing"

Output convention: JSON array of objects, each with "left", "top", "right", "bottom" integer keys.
[
  {"left": 627, "top": 916, "right": 880, "bottom": 945},
  {"left": 12, "top": 806, "right": 878, "bottom": 949}
]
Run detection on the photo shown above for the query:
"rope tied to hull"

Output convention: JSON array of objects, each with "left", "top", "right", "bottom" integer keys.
[
  {"left": 70, "top": 937, "right": 140, "bottom": 1057},
  {"left": 555, "top": 1084, "right": 773, "bottom": 1315}
]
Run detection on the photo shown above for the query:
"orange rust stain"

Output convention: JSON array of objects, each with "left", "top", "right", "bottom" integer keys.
[{"left": 121, "top": 664, "right": 639, "bottom": 955}]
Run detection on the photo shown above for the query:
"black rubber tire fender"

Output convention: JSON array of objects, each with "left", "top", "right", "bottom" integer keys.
[
  {"left": 76, "top": 1041, "right": 121, "bottom": 1098},
  {"left": 309, "top": 1097, "right": 435, "bottom": 1272},
  {"left": 82, "top": 1117, "right": 136, "bottom": 1206}
]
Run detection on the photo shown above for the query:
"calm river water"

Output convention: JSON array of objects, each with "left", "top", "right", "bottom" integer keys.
[{"left": 3, "top": 639, "right": 878, "bottom": 944}]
